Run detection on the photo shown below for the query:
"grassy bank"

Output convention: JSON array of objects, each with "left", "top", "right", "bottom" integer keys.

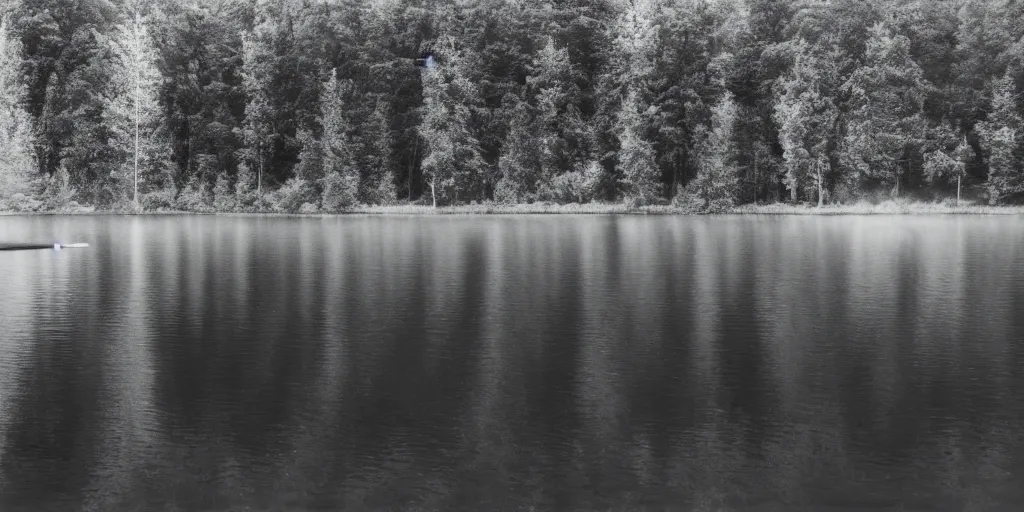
[
  {"left": 4, "top": 199, "right": 1024, "bottom": 216},
  {"left": 731, "top": 200, "right": 1024, "bottom": 215}
]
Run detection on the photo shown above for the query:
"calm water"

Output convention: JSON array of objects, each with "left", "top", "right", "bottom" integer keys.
[{"left": 1, "top": 214, "right": 1023, "bottom": 511}]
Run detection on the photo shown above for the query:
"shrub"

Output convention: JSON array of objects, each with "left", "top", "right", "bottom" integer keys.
[
  {"left": 174, "top": 180, "right": 213, "bottom": 212},
  {"left": 140, "top": 188, "right": 176, "bottom": 211},
  {"left": 213, "top": 174, "right": 237, "bottom": 212},
  {"left": 321, "top": 172, "right": 358, "bottom": 212},
  {"left": 706, "top": 198, "right": 734, "bottom": 213},
  {"left": 537, "top": 161, "right": 603, "bottom": 204},
  {"left": 0, "top": 193, "right": 43, "bottom": 212},
  {"left": 40, "top": 166, "right": 77, "bottom": 211},
  {"left": 274, "top": 177, "right": 317, "bottom": 213},
  {"left": 494, "top": 177, "right": 527, "bottom": 204},
  {"left": 252, "top": 194, "right": 274, "bottom": 213},
  {"left": 369, "top": 177, "right": 397, "bottom": 206},
  {"left": 671, "top": 190, "right": 705, "bottom": 213},
  {"left": 624, "top": 195, "right": 644, "bottom": 210}
]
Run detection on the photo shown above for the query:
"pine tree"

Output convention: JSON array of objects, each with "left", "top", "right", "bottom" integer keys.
[
  {"left": 607, "top": 0, "right": 660, "bottom": 203},
  {"left": 774, "top": 40, "right": 840, "bottom": 204},
  {"left": 977, "top": 73, "right": 1024, "bottom": 204},
  {"left": 359, "top": 98, "right": 396, "bottom": 205},
  {"left": 418, "top": 33, "right": 487, "bottom": 207},
  {"left": 617, "top": 86, "right": 660, "bottom": 204},
  {"left": 15, "top": 0, "right": 120, "bottom": 204},
  {"left": 320, "top": 69, "right": 359, "bottom": 211},
  {"left": 690, "top": 91, "right": 741, "bottom": 210},
  {"left": 495, "top": 96, "right": 542, "bottom": 204},
  {"left": 104, "top": 3, "right": 168, "bottom": 209},
  {"left": 528, "top": 36, "right": 590, "bottom": 188},
  {"left": 649, "top": 0, "right": 733, "bottom": 200},
  {"left": 840, "top": 22, "right": 928, "bottom": 198},
  {"left": 0, "top": 13, "right": 37, "bottom": 208},
  {"left": 923, "top": 122, "right": 970, "bottom": 206},
  {"left": 239, "top": 16, "right": 275, "bottom": 197}
]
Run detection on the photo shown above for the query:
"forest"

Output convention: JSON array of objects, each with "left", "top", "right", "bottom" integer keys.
[{"left": 0, "top": 0, "right": 1022, "bottom": 213}]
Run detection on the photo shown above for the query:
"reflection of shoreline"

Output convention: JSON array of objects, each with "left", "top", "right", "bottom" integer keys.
[
  {"left": 82, "top": 218, "right": 158, "bottom": 510},
  {"left": 0, "top": 253, "right": 45, "bottom": 475},
  {"left": 1, "top": 215, "right": 1023, "bottom": 510}
]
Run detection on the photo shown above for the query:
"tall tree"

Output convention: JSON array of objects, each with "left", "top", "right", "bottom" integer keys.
[
  {"left": 418, "top": 33, "right": 487, "bottom": 207},
  {"left": 690, "top": 91, "right": 741, "bottom": 210},
  {"left": 104, "top": 3, "right": 167, "bottom": 207},
  {"left": 239, "top": 14, "right": 274, "bottom": 196},
  {"left": 840, "top": 22, "right": 928, "bottom": 198},
  {"left": 319, "top": 68, "right": 359, "bottom": 211},
  {"left": 923, "top": 121, "right": 970, "bottom": 205},
  {"left": 528, "top": 36, "right": 591, "bottom": 188},
  {"left": 359, "top": 98, "right": 397, "bottom": 205},
  {"left": 647, "top": 0, "right": 735, "bottom": 199},
  {"left": 604, "top": 0, "right": 660, "bottom": 201},
  {"left": 150, "top": 0, "right": 248, "bottom": 191},
  {"left": 495, "top": 95, "right": 541, "bottom": 203},
  {"left": 0, "top": 12, "right": 36, "bottom": 206},
  {"left": 774, "top": 39, "right": 840, "bottom": 204},
  {"left": 617, "top": 86, "right": 660, "bottom": 203},
  {"left": 977, "top": 73, "right": 1024, "bottom": 204},
  {"left": 15, "top": 0, "right": 119, "bottom": 202}
]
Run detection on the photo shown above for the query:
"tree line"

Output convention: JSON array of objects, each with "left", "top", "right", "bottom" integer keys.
[{"left": 0, "top": 0, "right": 1022, "bottom": 212}]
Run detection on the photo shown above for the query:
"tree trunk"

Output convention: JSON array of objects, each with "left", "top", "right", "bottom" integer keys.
[
  {"left": 408, "top": 136, "right": 418, "bottom": 202},
  {"left": 956, "top": 174, "right": 961, "bottom": 207},
  {"left": 816, "top": 160, "right": 823, "bottom": 208},
  {"left": 257, "top": 142, "right": 263, "bottom": 196},
  {"left": 134, "top": 46, "right": 140, "bottom": 208},
  {"left": 753, "top": 151, "right": 758, "bottom": 204},
  {"left": 430, "top": 178, "right": 436, "bottom": 208},
  {"left": 671, "top": 151, "right": 678, "bottom": 199}
]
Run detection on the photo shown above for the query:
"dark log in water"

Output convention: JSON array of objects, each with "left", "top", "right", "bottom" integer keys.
[{"left": 0, "top": 243, "right": 89, "bottom": 251}]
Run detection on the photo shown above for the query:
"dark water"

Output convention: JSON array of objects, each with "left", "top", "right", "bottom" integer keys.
[{"left": 1, "top": 215, "right": 1023, "bottom": 511}]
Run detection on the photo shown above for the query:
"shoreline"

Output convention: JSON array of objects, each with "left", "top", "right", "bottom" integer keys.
[{"left": 3, "top": 201, "right": 1024, "bottom": 216}]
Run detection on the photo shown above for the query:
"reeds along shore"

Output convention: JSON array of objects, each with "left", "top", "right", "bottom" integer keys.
[{"left": 5, "top": 199, "right": 1024, "bottom": 216}]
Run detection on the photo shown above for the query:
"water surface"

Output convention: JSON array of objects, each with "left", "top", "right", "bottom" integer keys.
[{"left": 1, "top": 214, "right": 1023, "bottom": 511}]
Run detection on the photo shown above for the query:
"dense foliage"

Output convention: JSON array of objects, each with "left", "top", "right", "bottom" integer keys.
[{"left": 0, "top": 0, "right": 1022, "bottom": 212}]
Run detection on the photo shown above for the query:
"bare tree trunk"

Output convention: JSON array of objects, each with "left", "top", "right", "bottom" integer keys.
[
  {"left": 956, "top": 174, "right": 961, "bottom": 206},
  {"left": 430, "top": 178, "right": 436, "bottom": 208},
  {"left": 816, "top": 160, "right": 823, "bottom": 208},
  {"left": 671, "top": 150, "right": 678, "bottom": 199},
  {"left": 408, "top": 136, "right": 418, "bottom": 202},
  {"left": 134, "top": 39, "right": 140, "bottom": 208},
  {"left": 257, "top": 142, "right": 262, "bottom": 196},
  {"left": 753, "top": 151, "right": 758, "bottom": 204}
]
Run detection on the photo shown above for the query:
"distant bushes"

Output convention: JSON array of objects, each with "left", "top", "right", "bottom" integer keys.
[{"left": 2, "top": 163, "right": 1020, "bottom": 215}]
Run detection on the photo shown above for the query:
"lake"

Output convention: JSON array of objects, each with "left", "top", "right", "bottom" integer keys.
[{"left": 1, "top": 214, "right": 1023, "bottom": 511}]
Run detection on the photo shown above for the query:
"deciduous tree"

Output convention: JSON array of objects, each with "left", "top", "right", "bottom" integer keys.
[
  {"left": 104, "top": 2, "right": 168, "bottom": 207},
  {"left": 0, "top": 13, "right": 36, "bottom": 207}
]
